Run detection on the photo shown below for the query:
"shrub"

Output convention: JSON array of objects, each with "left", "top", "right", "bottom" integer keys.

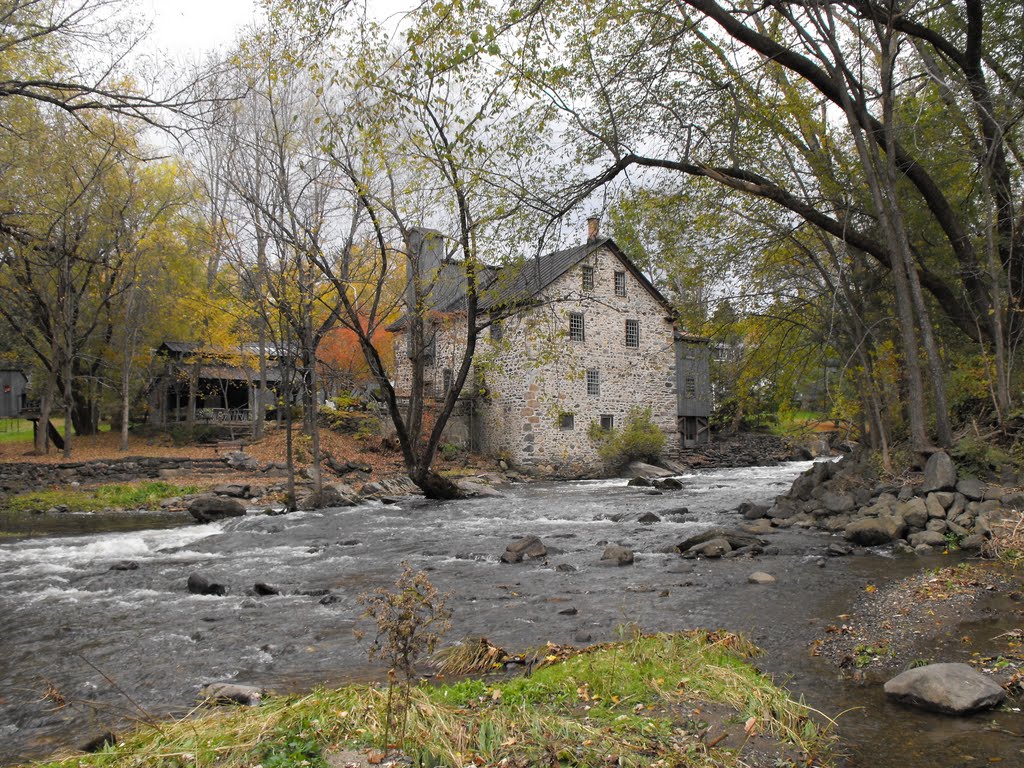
[{"left": 591, "top": 407, "right": 666, "bottom": 467}]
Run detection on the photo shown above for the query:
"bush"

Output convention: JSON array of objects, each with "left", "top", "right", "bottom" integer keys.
[{"left": 591, "top": 407, "right": 666, "bottom": 467}]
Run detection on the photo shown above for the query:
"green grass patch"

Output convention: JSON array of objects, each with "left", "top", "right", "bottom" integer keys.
[
  {"left": 26, "top": 630, "right": 835, "bottom": 768},
  {"left": 3, "top": 481, "right": 199, "bottom": 513}
]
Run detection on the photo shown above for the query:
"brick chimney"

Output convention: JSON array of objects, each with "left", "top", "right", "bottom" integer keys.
[{"left": 586, "top": 216, "right": 600, "bottom": 243}]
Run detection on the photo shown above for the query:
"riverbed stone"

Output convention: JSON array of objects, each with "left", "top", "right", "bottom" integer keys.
[
  {"left": 199, "top": 682, "right": 264, "bottom": 707},
  {"left": 652, "top": 477, "right": 684, "bottom": 491},
  {"left": 188, "top": 495, "right": 246, "bottom": 523},
  {"left": 921, "top": 452, "right": 957, "bottom": 493},
  {"left": 960, "top": 533, "right": 987, "bottom": 551},
  {"left": 187, "top": 572, "right": 228, "bottom": 596},
  {"left": 925, "top": 518, "right": 948, "bottom": 533},
  {"left": 748, "top": 571, "right": 776, "bottom": 584},
  {"left": 844, "top": 514, "right": 906, "bottom": 546},
  {"left": 683, "top": 537, "right": 731, "bottom": 558},
  {"left": 500, "top": 536, "right": 547, "bottom": 564},
  {"left": 739, "top": 501, "right": 770, "bottom": 520},
  {"left": 625, "top": 461, "right": 674, "bottom": 480},
  {"left": 597, "top": 544, "right": 634, "bottom": 566},
  {"left": 909, "top": 530, "right": 946, "bottom": 548},
  {"left": 213, "top": 483, "right": 251, "bottom": 498},
  {"left": 884, "top": 663, "right": 1005, "bottom": 715}
]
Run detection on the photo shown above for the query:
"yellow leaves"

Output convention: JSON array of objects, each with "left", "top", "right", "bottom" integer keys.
[{"left": 865, "top": 584, "right": 877, "bottom": 593}]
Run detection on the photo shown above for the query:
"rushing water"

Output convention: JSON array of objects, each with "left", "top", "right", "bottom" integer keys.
[{"left": 1, "top": 462, "right": 1021, "bottom": 767}]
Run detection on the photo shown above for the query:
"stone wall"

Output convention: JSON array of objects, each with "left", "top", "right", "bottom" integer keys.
[
  {"left": 475, "top": 246, "right": 677, "bottom": 474},
  {"left": 388, "top": 245, "right": 680, "bottom": 476},
  {"left": 0, "top": 457, "right": 230, "bottom": 492}
]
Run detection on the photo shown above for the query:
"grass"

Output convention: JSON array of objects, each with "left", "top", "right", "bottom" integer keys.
[
  {"left": 3, "top": 481, "right": 200, "bottom": 513},
  {"left": 0, "top": 418, "right": 113, "bottom": 444},
  {"left": 26, "top": 630, "right": 835, "bottom": 768}
]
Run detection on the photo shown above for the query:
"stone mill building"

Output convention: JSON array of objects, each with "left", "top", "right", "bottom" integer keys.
[{"left": 389, "top": 219, "right": 710, "bottom": 475}]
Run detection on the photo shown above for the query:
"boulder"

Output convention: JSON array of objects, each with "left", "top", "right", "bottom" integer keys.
[
  {"left": 213, "top": 483, "right": 251, "bottom": 498},
  {"left": 652, "top": 477, "right": 685, "bottom": 491},
  {"left": 748, "top": 571, "right": 776, "bottom": 584},
  {"left": 896, "top": 497, "right": 929, "bottom": 529},
  {"left": 741, "top": 518, "right": 774, "bottom": 535},
  {"left": 597, "top": 544, "right": 635, "bottom": 566},
  {"left": 921, "top": 452, "right": 958, "bottom": 493},
  {"left": 627, "top": 476, "right": 652, "bottom": 488},
  {"left": 844, "top": 514, "right": 906, "bottom": 546},
  {"left": 884, "top": 663, "right": 1005, "bottom": 715},
  {"left": 820, "top": 492, "right": 856, "bottom": 514},
  {"left": 199, "top": 682, "right": 264, "bottom": 707},
  {"left": 625, "top": 462, "right": 674, "bottom": 480},
  {"left": 637, "top": 512, "right": 661, "bottom": 524},
  {"left": 908, "top": 530, "right": 947, "bottom": 548},
  {"left": 455, "top": 479, "right": 504, "bottom": 498},
  {"left": 827, "top": 542, "right": 853, "bottom": 557},
  {"left": 188, "top": 495, "right": 246, "bottom": 523},
  {"left": 738, "top": 502, "right": 770, "bottom": 520},
  {"left": 924, "top": 494, "right": 947, "bottom": 519},
  {"left": 253, "top": 582, "right": 282, "bottom": 596},
  {"left": 676, "top": 528, "right": 764, "bottom": 553},
  {"left": 297, "top": 483, "right": 359, "bottom": 510},
  {"left": 187, "top": 572, "right": 228, "bottom": 596},
  {"left": 956, "top": 478, "right": 986, "bottom": 501},
  {"left": 500, "top": 536, "right": 547, "bottom": 564},
  {"left": 682, "top": 537, "right": 731, "bottom": 559},
  {"left": 224, "top": 452, "right": 260, "bottom": 472},
  {"left": 959, "top": 533, "right": 987, "bottom": 551}
]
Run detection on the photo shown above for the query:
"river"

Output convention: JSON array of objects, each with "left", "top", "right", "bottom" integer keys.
[{"left": 1, "top": 461, "right": 1021, "bottom": 766}]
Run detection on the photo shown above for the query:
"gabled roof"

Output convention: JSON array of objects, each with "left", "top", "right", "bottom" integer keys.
[
  {"left": 388, "top": 237, "right": 676, "bottom": 331},
  {"left": 479, "top": 237, "right": 673, "bottom": 315}
]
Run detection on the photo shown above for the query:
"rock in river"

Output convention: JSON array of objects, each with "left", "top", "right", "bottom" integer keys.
[
  {"left": 188, "top": 495, "right": 246, "bottom": 523},
  {"left": 884, "top": 663, "right": 1005, "bottom": 715},
  {"left": 500, "top": 536, "right": 546, "bottom": 564},
  {"left": 199, "top": 682, "right": 264, "bottom": 706},
  {"left": 597, "top": 544, "right": 634, "bottom": 566}
]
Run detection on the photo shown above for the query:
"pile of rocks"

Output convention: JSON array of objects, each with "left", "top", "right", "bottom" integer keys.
[{"left": 746, "top": 449, "right": 1023, "bottom": 554}]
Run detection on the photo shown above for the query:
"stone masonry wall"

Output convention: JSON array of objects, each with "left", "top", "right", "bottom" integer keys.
[
  {"left": 389, "top": 245, "right": 679, "bottom": 475},
  {"left": 476, "top": 246, "right": 678, "bottom": 474}
]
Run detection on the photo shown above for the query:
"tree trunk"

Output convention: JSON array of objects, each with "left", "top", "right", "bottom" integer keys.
[
  {"left": 34, "top": 373, "right": 56, "bottom": 455},
  {"left": 411, "top": 466, "right": 463, "bottom": 500},
  {"left": 120, "top": 363, "right": 130, "bottom": 451}
]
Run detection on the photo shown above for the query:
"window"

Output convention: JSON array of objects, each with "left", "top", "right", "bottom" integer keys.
[
  {"left": 684, "top": 376, "right": 696, "bottom": 398},
  {"left": 569, "top": 312, "right": 585, "bottom": 341},
  {"left": 625, "top": 318, "right": 639, "bottom": 347},
  {"left": 582, "top": 265, "right": 594, "bottom": 291},
  {"left": 586, "top": 368, "right": 600, "bottom": 396},
  {"left": 614, "top": 271, "right": 626, "bottom": 296},
  {"left": 600, "top": 414, "right": 615, "bottom": 431},
  {"left": 490, "top": 320, "right": 503, "bottom": 341},
  {"left": 560, "top": 413, "right": 575, "bottom": 430}
]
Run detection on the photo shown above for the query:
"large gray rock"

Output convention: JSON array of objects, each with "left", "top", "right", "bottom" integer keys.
[
  {"left": 199, "top": 682, "right": 264, "bottom": 706},
  {"left": 908, "top": 530, "right": 947, "bottom": 548},
  {"left": 597, "top": 544, "right": 635, "bottom": 566},
  {"left": 896, "top": 497, "right": 929, "bottom": 529},
  {"left": 456, "top": 479, "right": 503, "bottom": 498},
  {"left": 924, "top": 494, "right": 947, "bottom": 519},
  {"left": 748, "top": 571, "right": 776, "bottom": 584},
  {"left": 224, "top": 451, "right": 260, "bottom": 472},
  {"left": 921, "top": 452, "right": 957, "bottom": 493},
  {"left": 683, "top": 537, "right": 731, "bottom": 558},
  {"left": 298, "top": 483, "right": 359, "bottom": 510},
  {"left": 956, "top": 478, "right": 986, "bottom": 501},
  {"left": 188, "top": 495, "right": 246, "bottom": 523},
  {"left": 676, "top": 528, "right": 764, "bottom": 553},
  {"left": 187, "top": 571, "right": 228, "bottom": 596},
  {"left": 500, "top": 536, "right": 547, "bottom": 564},
  {"left": 625, "top": 462, "right": 674, "bottom": 480},
  {"left": 821, "top": 491, "right": 856, "bottom": 514},
  {"left": 884, "top": 663, "right": 1005, "bottom": 715},
  {"left": 844, "top": 513, "right": 906, "bottom": 546}
]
